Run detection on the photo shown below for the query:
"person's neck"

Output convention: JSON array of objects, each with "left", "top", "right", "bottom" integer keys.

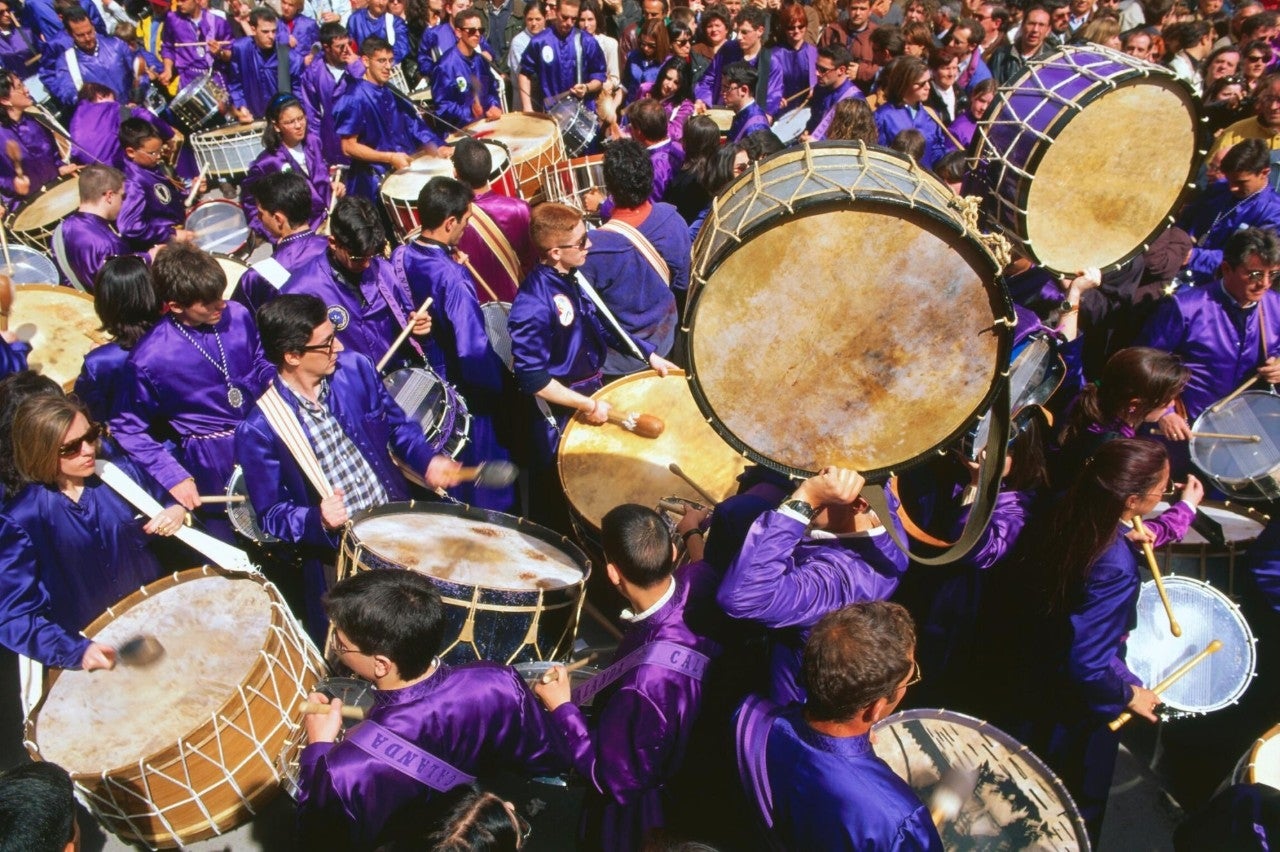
[
  {"left": 280, "top": 222, "right": 311, "bottom": 239},
  {"left": 459, "top": 41, "right": 474, "bottom": 57},
  {"left": 742, "top": 41, "right": 760, "bottom": 59},
  {"left": 805, "top": 712, "right": 872, "bottom": 738},
  {"left": 418, "top": 227, "right": 452, "bottom": 246},
  {"left": 80, "top": 201, "right": 113, "bottom": 219},
  {"left": 57, "top": 474, "right": 85, "bottom": 500},
  {"left": 1020, "top": 40, "right": 1041, "bottom": 57},
  {"left": 625, "top": 575, "right": 672, "bottom": 615},
  {"left": 377, "top": 657, "right": 438, "bottom": 690},
  {"left": 281, "top": 366, "right": 324, "bottom": 401},
  {"left": 4, "top": 105, "right": 22, "bottom": 123},
  {"left": 548, "top": 258, "right": 574, "bottom": 275}
]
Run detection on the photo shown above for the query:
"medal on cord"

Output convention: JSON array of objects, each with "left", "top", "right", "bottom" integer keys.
[{"left": 171, "top": 319, "right": 244, "bottom": 408}]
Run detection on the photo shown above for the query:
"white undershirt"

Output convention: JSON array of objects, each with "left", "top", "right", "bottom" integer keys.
[{"left": 286, "top": 143, "right": 309, "bottom": 174}]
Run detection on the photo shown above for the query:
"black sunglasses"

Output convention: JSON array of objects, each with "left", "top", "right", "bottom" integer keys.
[{"left": 59, "top": 422, "right": 103, "bottom": 457}]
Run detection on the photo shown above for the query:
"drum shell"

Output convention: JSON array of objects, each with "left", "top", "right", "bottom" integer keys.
[
  {"left": 379, "top": 160, "right": 455, "bottom": 241},
  {"left": 7, "top": 173, "right": 79, "bottom": 247},
  {"left": 170, "top": 71, "right": 230, "bottom": 133},
  {"left": 449, "top": 113, "right": 565, "bottom": 201},
  {"left": 540, "top": 154, "right": 605, "bottom": 213},
  {"left": 337, "top": 501, "right": 591, "bottom": 665},
  {"left": 1232, "top": 723, "right": 1280, "bottom": 789},
  {"left": 191, "top": 122, "right": 266, "bottom": 178},
  {"left": 1152, "top": 501, "right": 1262, "bottom": 596},
  {"left": 24, "top": 567, "right": 326, "bottom": 849}
]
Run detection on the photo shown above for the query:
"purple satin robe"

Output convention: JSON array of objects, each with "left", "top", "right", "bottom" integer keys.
[
  {"left": 806, "top": 78, "right": 860, "bottom": 139},
  {"left": 43, "top": 33, "right": 133, "bottom": 105},
  {"left": 767, "top": 43, "right": 816, "bottom": 117},
  {"left": 69, "top": 101, "right": 173, "bottom": 169},
  {"left": 0, "top": 112, "right": 61, "bottom": 213},
  {"left": 622, "top": 50, "right": 661, "bottom": 104},
  {"left": 509, "top": 262, "right": 609, "bottom": 397},
  {"left": 647, "top": 140, "right": 683, "bottom": 204},
  {"left": 548, "top": 567, "right": 723, "bottom": 852},
  {"left": 457, "top": 190, "right": 534, "bottom": 304},
  {"left": 693, "top": 40, "right": 758, "bottom": 106},
  {"left": 299, "top": 55, "right": 362, "bottom": 164},
  {"left": 1244, "top": 513, "right": 1280, "bottom": 615},
  {"left": 430, "top": 46, "right": 502, "bottom": 132},
  {"left": 241, "top": 134, "right": 333, "bottom": 241},
  {"left": 0, "top": 25, "right": 40, "bottom": 77},
  {"left": 296, "top": 662, "right": 566, "bottom": 850},
  {"left": 717, "top": 508, "right": 909, "bottom": 705},
  {"left": 874, "top": 101, "right": 956, "bottom": 168},
  {"left": 332, "top": 77, "right": 442, "bottom": 199},
  {"left": 518, "top": 27, "right": 607, "bottom": 111},
  {"left": 227, "top": 35, "right": 305, "bottom": 118},
  {"left": 346, "top": 10, "right": 408, "bottom": 62},
  {"left": 21, "top": 0, "right": 104, "bottom": 43},
  {"left": 728, "top": 100, "right": 770, "bottom": 143},
  {"left": 281, "top": 13, "right": 319, "bottom": 62},
  {"left": 50, "top": 210, "right": 136, "bottom": 290},
  {"left": 161, "top": 9, "right": 232, "bottom": 87},
  {"left": 949, "top": 110, "right": 978, "bottom": 148},
  {"left": 1178, "top": 183, "right": 1280, "bottom": 282},
  {"left": 74, "top": 341, "right": 131, "bottom": 423},
  {"left": 117, "top": 159, "right": 186, "bottom": 250},
  {"left": 233, "top": 229, "right": 329, "bottom": 314}
]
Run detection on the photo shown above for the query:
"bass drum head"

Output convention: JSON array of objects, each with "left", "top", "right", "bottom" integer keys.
[
  {"left": 214, "top": 253, "right": 250, "bottom": 301},
  {"left": 873, "top": 708, "right": 1092, "bottom": 851},
  {"left": 9, "top": 283, "right": 100, "bottom": 389},
  {"left": 688, "top": 144, "right": 1008, "bottom": 478},
  {"left": 9, "top": 174, "right": 79, "bottom": 245}
]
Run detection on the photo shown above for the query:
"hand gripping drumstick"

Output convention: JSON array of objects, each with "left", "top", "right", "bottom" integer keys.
[
  {"left": 376, "top": 296, "right": 432, "bottom": 372},
  {"left": 668, "top": 462, "right": 719, "bottom": 507},
  {"left": 1132, "top": 516, "right": 1181, "bottom": 638},
  {"left": 0, "top": 273, "right": 11, "bottom": 333},
  {"left": 538, "top": 653, "right": 599, "bottom": 684},
  {"left": 606, "top": 409, "right": 664, "bottom": 439},
  {"left": 1190, "top": 432, "right": 1262, "bottom": 442},
  {"left": 298, "top": 699, "right": 367, "bottom": 720},
  {"left": 184, "top": 165, "right": 207, "bottom": 208},
  {"left": 457, "top": 461, "right": 519, "bottom": 489},
  {"left": 1108, "top": 639, "right": 1222, "bottom": 731}
]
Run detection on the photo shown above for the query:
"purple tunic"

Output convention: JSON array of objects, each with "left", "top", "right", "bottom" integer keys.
[
  {"left": 161, "top": 9, "right": 232, "bottom": 87},
  {"left": 0, "top": 112, "right": 61, "bottom": 213},
  {"left": 346, "top": 10, "right": 409, "bottom": 62},
  {"left": 227, "top": 35, "right": 305, "bottom": 118},
  {"left": 241, "top": 134, "right": 332, "bottom": 241},
  {"left": 457, "top": 190, "right": 534, "bottom": 304},
  {"left": 296, "top": 662, "right": 566, "bottom": 850},
  {"left": 233, "top": 229, "right": 329, "bottom": 314},
  {"left": 949, "top": 110, "right": 978, "bottom": 148},
  {"left": 0, "top": 456, "right": 172, "bottom": 669},
  {"left": 117, "top": 159, "right": 186, "bottom": 250},
  {"left": 299, "top": 55, "right": 362, "bottom": 164},
  {"left": 1137, "top": 283, "right": 1280, "bottom": 420},
  {"left": 332, "top": 77, "right": 442, "bottom": 199},
  {"left": 69, "top": 101, "right": 173, "bottom": 169},
  {"left": 0, "top": 336, "right": 28, "bottom": 376},
  {"left": 74, "top": 341, "right": 131, "bottom": 423},
  {"left": 21, "top": 0, "right": 105, "bottom": 43},
  {"left": 0, "top": 25, "right": 41, "bottom": 77},
  {"left": 622, "top": 50, "right": 661, "bottom": 104},
  {"left": 548, "top": 567, "right": 723, "bottom": 852},
  {"left": 647, "top": 139, "right": 683, "bottom": 203},
  {"left": 717, "top": 508, "right": 909, "bottom": 705},
  {"left": 767, "top": 43, "right": 816, "bottom": 117},
  {"left": 430, "top": 46, "right": 502, "bottom": 131},
  {"left": 281, "top": 13, "right": 320, "bottom": 62},
  {"left": 51, "top": 210, "right": 137, "bottom": 291},
  {"left": 109, "top": 302, "right": 274, "bottom": 499},
  {"left": 1178, "top": 182, "right": 1280, "bottom": 283},
  {"left": 728, "top": 100, "right": 770, "bottom": 143},
  {"left": 693, "top": 40, "right": 759, "bottom": 107},
  {"left": 43, "top": 34, "right": 133, "bottom": 105},
  {"left": 509, "top": 262, "right": 609, "bottom": 396},
  {"left": 518, "top": 27, "right": 607, "bottom": 111},
  {"left": 419, "top": 21, "right": 495, "bottom": 81},
  {"left": 806, "top": 78, "right": 860, "bottom": 139},
  {"left": 873, "top": 102, "right": 956, "bottom": 168},
  {"left": 664, "top": 98, "right": 694, "bottom": 145}
]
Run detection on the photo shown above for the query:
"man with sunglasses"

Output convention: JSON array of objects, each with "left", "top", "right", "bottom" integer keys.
[
  {"left": 803, "top": 44, "right": 861, "bottom": 141},
  {"left": 1207, "top": 73, "right": 1280, "bottom": 189},
  {"left": 517, "top": 0, "right": 606, "bottom": 113},
  {"left": 735, "top": 601, "right": 941, "bottom": 851},
  {"left": 431, "top": 8, "right": 503, "bottom": 129}
]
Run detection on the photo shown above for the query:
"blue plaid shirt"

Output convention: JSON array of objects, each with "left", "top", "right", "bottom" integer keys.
[{"left": 283, "top": 379, "right": 389, "bottom": 515}]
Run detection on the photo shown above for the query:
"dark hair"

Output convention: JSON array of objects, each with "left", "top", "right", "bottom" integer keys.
[
  {"left": 319, "top": 20, "right": 349, "bottom": 44},
  {"left": 93, "top": 256, "right": 159, "bottom": 349},
  {"left": 257, "top": 293, "right": 327, "bottom": 366},
  {"left": 0, "top": 73, "right": 18, "bottom": 103},
  {"left": 802, "top": 601, "right": 916, "bottom": 723},
  {"left": 932, "top": 149, "right": 967, "bottom": 184},
  {"left": 452, "top": 6, "right": 481, "bottom": 27},
  {"left": 420, "top": 785, "right": 525, "bottom": 851},
  {"left": 679, "top": 115, "right": 722, "bottom": 188},
  {"left": 819, "top": 43, "right": 853, "bottom": 66},
  {"left": 418, "top": 175, "right": 473, "bottom": 230},
  {"left": 881, "top": 54, "right": 928, "bottom": 105},
  {"left": 667, "top": 18, "right": 695, "bottom": 48},
  {"left": 1059, "top": 347, "right": 1190, "bottom": 447},
  {"left": 1004, "top": 406, "right": 1050, "bottom": 493},
  {"left": 890, "top": 127, "right": 926, "bottom": 160},
  {"left": 0, "top": 372, "right": 62, "bottom": 495},
  {"left": 323, "top": 569, "right": 446, "bottom": 679},
  {"left": 736, "top": 4, "right": 767, "bottom": 29},
  {"left": 601, "top": 504, "right": 674, "bottom": 588},
  {"left": 1222, "top": 137, "right": 1271, "bottom": 175},
  {"left": 61, "top": 4, "right": 89, "bottom": 27},
  {"left": 249, "top": 4, "right": 278, "bottom": 25},
  {"left": 252, "top": 170, "right": 314, "bottom": 227},
  {"left": 76, "top": 80, "right": 114, "bottom": 102},
  {"left": 262, "top": 94, "right": 307, "bottom": 152},
  {"left": 360, "top": 34, "right": 394, "bottom": 56},
  {"left": 1239, "top": 11, "right": 1277, "bottom": 41},
  {"left": 703, "top": 143, "right": 742, "bottom": 194},
  {"left": 0, "top": 761, "right": 76, "bottom": 852},
  {"left": 740, "top": 128, "right": 783, "bottom": 162},
  {"left": 952, "top": 15, "right": 983, "bottom": 43},
  {"left": 603, "top": 138, "right": 654, "bottom": 208},
  {"left": 722, "top": 60, "right": 758, "bottom": 92},
  {"left": 329, "top": 196, "right": 386, "bottom": 256},
  {"left": 696, "top": 5, "right": 730, "bottom": 45},
  {"left": 870, "top": 24, "right": 904, "bottom": 55},
  {"left": 119, "top": 115, "right": 161, "bottom": 151},
  {"left": 1225, "top": 227, "right": 1280, "bottom": 267},
  {"left": 628, "top": 97, "right": 668, "bottom": 142},
  {"left": 451, "top": 137, "right": 492, "bottom": 188},
  {"left": 152, "top": 243, "right": 225, "bottom": 306},
  {"left": 651, "top": 57, "right": 692, "bottom": 106}
]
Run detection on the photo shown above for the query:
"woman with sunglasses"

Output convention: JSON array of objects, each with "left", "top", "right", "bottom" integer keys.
[
  {"left": 622, "top": 17, "right": 670, "bottom": 103},
  {"left": 1240, "top": 38, "right": 1272, "bottom": 95},
  {"left": 768, "top": 3, "right": 815, "bottom": 118},
  {"left": 667, "top": 18, "right": 709, "bottom": 89},
  {"left": 241, "top": 94, "right": 342, "bottom": 244},
  {"left": 873, "top": 55, "right": 957, "bottom": 168},
  {"left": 0, "top": 395, "right": 183, "bottom": 672}
]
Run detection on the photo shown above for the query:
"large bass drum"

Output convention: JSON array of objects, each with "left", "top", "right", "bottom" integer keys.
[
  {"left": 972, "top": 46, "right": 1197, "bottom": 275},
  {"left": 687, "top": 142, "right": 1011, "bottom": 478}
]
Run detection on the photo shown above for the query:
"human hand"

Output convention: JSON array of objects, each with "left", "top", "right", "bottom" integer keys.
[
  {"left": 424, "top": 455, "right": 463, "bottom": 489},
  {"left": 169, "top": 477, "right": 201, "bottom": 510},
  {"left": 12, "top": 175, "right": 29, "bottom": 196},
  {"left": 320, "top": 487, "right": 348, "bottom": 529},
  {"left": 794, "top": 466, "right": 866, "bottom": 509},
  {"left": 144, "top": 504, "right": 188, "bottom": 536},
  {"left": 235, "top": 106, "right": 254, "bottom": 124},
  {"left": 58, "top": 163, "right": 81, "bottom": 177},
  {"left": 303, "top": 692, "right": 345, "bottom": 743},
  {"left": 1157, "top": 411, "right": 1191, "bottom": 441},
  {"left": 172, "top": 227, "right": 197, "bottom": 244},
  {"left": 648, "top": 352, "right": 677, "bottom": 376},
  {"left": 531, "top": 664, "right": 572, "bottom": 710},
  {"left": 1180, "top": 474, "right": 1204, "bottom": 509},
  {"left": 675, "top": 504, "right": 711, "bottom": 536},
  {"left": 583, "top": 397, "right": 610, "bottom": 425},
  {"left": 81, "top": 641, "right": 117, "bottom": 672},
  {"left": 409, "top": 307, "right": 433, "bottom": 336},
  {"left": 569, "top": 83, "right": 588, "bottom": 98},
  {"left": 485, "top": 105, "right": 503, "bottom": 120},
  {"left": 1126, "top": 685, "right": 1162, "bottom": 723},
  {"left": 389, "top": 152, "right": 412, "bottom": 171},
  {"left": 1260, "top": 357, "right": 1280, "bottom": 384}
]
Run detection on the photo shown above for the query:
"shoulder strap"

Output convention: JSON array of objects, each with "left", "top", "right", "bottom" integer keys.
[
  {"left": 51, "top": 222, "right": 88, "bottom": 292},
  {"left": 573, "top": 269, "right": 646, "bottom": 362},
  {"left": 384, "top": 11, "right": 395, "bottom": 45},
  {"left": 599, "top": 218, "right": 670, "bottom": 285},
  {"left": 345, "top": 719, "right": 477, "bottom": 791},
  {"left": 571, "top": 640, "right": 712, "bottom": 705},
  {"left": 467, "top": 204, "right": 523, "bottom": 287},
  {"left": 754, "top": 46, "right": 770, "bottom": 109},
  {"left": 276, "top": 33, "right": 292, "bottom": 94},
  {"left": 255, "top": 383, "right": 335, "bottom": 498},
  {"left": 64, "top": 46, "right": 83, "bottom": 94},
  {"left": 387, "top": 249, "right": 426, "bottom": 361},
  {"left": 250, "top": 256, "right": 292, "bottom": 290}
]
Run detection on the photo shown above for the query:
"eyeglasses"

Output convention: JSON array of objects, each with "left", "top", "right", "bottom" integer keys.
[
  {"left": 136, "top": 146, "right": 163, "bottom": 160},
  {"left": 815, "top": 64, "right": 836, "bottom": 74},
  {"left": 300, "top": 333, "right": 338, "bottom": 354},
  {"left": 58, "top": 423, "right": 103, "bottom": 458},
  {"left": 903, "top": 660, "right": 923, "bottom": 689},
  {"left": 785, "top": 23, "right": 806, "bottom": 30},
  {"left": 673, "top": 37, "right": 691, "bottom": 45},
  {"left": 1248, "top": 54, "right": 1270, "bottom": 62},
  {"left": 1241, "top": 268, "right": 1280, "bottom": 283},
  {"left": 557, "top": 232, "right": 589, "bottom": 249},
  {"left": 332, "top": 636, "right": 365, "bottom": 657},
  {"left": 913, "top": 78, "right": 932, "bottom": 87}
]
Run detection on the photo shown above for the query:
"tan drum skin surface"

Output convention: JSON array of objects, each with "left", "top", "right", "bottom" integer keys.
[
  {"left": 704, "top": 108, "right": 734, "bottom": 132},
  {"left": 216, "top": 254, "right": 249, "bottom": 301},
  {"left": 1027, "top": 85, "right": 1193, "bottom": 274},
  {"left": 9, "top": 284, "right": 102, "bottom": 389},
  {"left": 450, "top": 113, "right": 565, "bottom": 199},
  {"left": 558, "top": 370, "right": 748, "bottom": 530},
  {"left": 9, "top": 174, "right": 79, "bottom": 245}
]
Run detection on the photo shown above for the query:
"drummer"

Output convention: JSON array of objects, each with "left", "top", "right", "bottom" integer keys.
[
  {"left": 42, "top": 6, "right": 133, "bottom": 109},
  {"left": 297, "top": 569, "right": 563, "bottom": 849},
  {"left": 282, "top": 196, "right": 432, "bottom": 372},
  {"left": 0, "top": 2, "right": 42, "bottom": 87},
  {"left": 158, "top": 0, "right": 233, "bottom": 90},
  {"left": 298, "top": 23, "right": 363, "bottom": 165},
  {"left": 51, "top": 164, "right": 157, "bottom": 292},
  {"left": 452, "top": 137, "right": 534, "bottom": 304},
  {"left": 241, "top": 94, "right": 340, "bottom": 244},
  {"left": 345, "top": 0, "right": 410, "bottom": 64},
  {"left": 430, "top": 8, "right": 503, "bottom": 132},
  {"left": 1138, "top": 227, "right": 1280, "bottom": 439},
  {"left": 234, "top": 171, "right": 329, "bottom": 313},
  {"left": 802, "top": 45, "right": 861, "bottom": 142},
  {"left": 333, "top": 35, "right": 450, "bottom": 201},
  {"left": 67, "top": 81, "right": 179, "bottom": 170},
  {"left": 227, "top": 6, "right": 305, "bottom": 123},
  {"left": 734, "top": 602, "right": 943, "bottom": 850},
  {"left": 0, "top": 73, "right": 75, "bottom": 214},
  {"left": 626, "top": 99, "right": 683, "bottom": 202},
  {"left": 516, "top": 0, "right": 607, "bottom": 114}
]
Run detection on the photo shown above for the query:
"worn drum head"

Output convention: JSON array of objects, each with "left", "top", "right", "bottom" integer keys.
[
  {"left": 452, "top": 113, "right": 559, "bottom": 163},
  {"left": 1248, "top": 724, "right": 1280, "bottom": 790},
  {"left": 9, "top": 174, "right": 79, "bottom": 243},
  {"left": 688, "top": 145, "right": 1007, "bottom": 477},
  {"left": 10, "top": 283, "right": 102, "bottom": 389},
  {"left": 215, "top": 253, "right": 249, "bottom": 301}
]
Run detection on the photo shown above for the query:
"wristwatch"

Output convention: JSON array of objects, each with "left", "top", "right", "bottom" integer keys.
[
  {"left": 781, "top": 499, "right": 818, "bottom": 521},
  {"left": 1059, "top": 300, "right": 1079, "bottom": 315}
]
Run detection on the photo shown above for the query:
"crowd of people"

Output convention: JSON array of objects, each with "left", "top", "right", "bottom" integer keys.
[{"left": 0, "top": 0, "right": 1277, "bottom": 848}]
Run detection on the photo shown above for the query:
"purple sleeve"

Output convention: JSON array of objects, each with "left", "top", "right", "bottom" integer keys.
[
  {"left": 898, "top": 807, "right": 947, "bottom": 851},
  {"left": 0, "top": 519, "right": 92, "bottom": 669},
  {"left": 234, "top": 416, "right": 338, "bottom": 548},
  {"left": 954, "top": 490, "right": 1033, "bottom": 570},
  {"left": 365, "top": 353, "right": 441, "bottom": 467},
  {"left": 1188, "top": 247, "right": 1222, "bottom": 279},
  {"left": 765, "top": 56, "right": 784, "bottom": 117},
  {"left": 1140, "top": 501, "right": 1194, "bottom": 549},
  {"left": 108, "top": 360, "right": 193, "bottom": 491},
  {"left": 693, "top": 51, "right": 718, "bottom": 103},
  {"left": 549, "top": 688, "right": 674, "bottom": 803},
  {"left": 1067, "top": 542, "right": 1138, "bottom": 717},
  {"left": 442, "top": 267, "right": 506, "bottom": 395},
  {"left": 716, "top": 511, "right": 831, "bottom": 628},
  {"left": 508, "top": 288, "right": 554, "bottom": 394},
  {"left": 0, "top": 335, "right": 29, "bottom": 375},
  {"left": 227, "top": 39, "right": 248, "bottom": 108},
  {"left": 296, "top": 742, "right": 361, "bottom": 847}
]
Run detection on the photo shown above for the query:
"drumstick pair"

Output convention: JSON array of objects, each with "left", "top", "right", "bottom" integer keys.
[{"left": 1108, "top": 639, "right": 1222, "bottom": 731}]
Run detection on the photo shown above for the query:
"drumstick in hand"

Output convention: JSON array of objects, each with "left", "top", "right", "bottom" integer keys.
[
  {"left": 1133, "top": 516, "right": 1181, "bottom": 638},
  {"left": 1190, "top": 432, "right": 1262, "bottom": 442},
  {"left": 184, "top": 165, "right": 207, "bottom": 208},
  {"left": 538, "top": 653, "right": 599, "bottom": 684},
  {"left": 668, "top": 462, "right": 719, "bottom": 506},
  {"left": 298, "top": 700, "right": 366, "bottom": 721},
  {"left": 198, "top": 494, "right": 246, "bottom": 504},
  {"left": 1211, "top": 374, "right": 1260, "bottom": 413},
  {"left": 606, "top": 409, "right": 664, "bottom": 438},
  {"left": 1108, "top": 639, "right": 1222, "bottom": 731},
  {"left": 376, "top": 296, "right": 432, "bottom": 372}
]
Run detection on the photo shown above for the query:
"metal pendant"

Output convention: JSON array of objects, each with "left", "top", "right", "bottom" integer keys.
[{"left": 227, "top": 386, "right": 244, "bottom": 408}]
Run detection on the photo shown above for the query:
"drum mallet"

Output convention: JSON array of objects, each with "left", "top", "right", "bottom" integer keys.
[
  {"left": 456, "top": 461, "right": 520, "bottom": 489},
  {"left": 460, "top": 256, "right": 501, "bottom": 303},
  {"left": 115, "top": 634, "right": 166, "bottom": 667},
  {"left": 603, "top": 409, "right": 664, "bottom": 439},
  {"left": 537, "top": 653, "right": 599, "bottom": 684},
  {"left": 184, "top": 165, "right": 207, "bottom": 208},
  {"left": 1132, "top": 516, "right": 1181, "bottom": 638},
  {"left": 1108, "top": 639, "right": 1223, "bottom": 731},
  {"left": 197, "top": 494, "right": 246, "bottom": 504},
  {"left": 1190, "top": 432, "right": 1262, "bottom": 442},
  {"left": 668, "top": 463, "right": 719, "bottom": 507},
  {"left": 298, "top": 699, "right": 366, "bottom": 721},
  {"left": 376, "top": 296, "right": 432, "bottom": 372}
]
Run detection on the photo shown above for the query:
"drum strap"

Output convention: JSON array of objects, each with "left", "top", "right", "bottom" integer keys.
[
  {"left": 733, "top": 693, "right": 787, "bottom": 850},
  {"left": 468, "top": 205, "right": 522, "bottom": 287},
  {"left": 50, "top": 223, "right": 89, "bottom": 293},
  {"left": 384, "top": 12, "right": 395, "bottom": 45},
  {"left": 921, "top": 104, "right": 963, "bottom": 151},
  {"left": 250, "top": 256, "right": 292, "bottom": 290},
  {"left": 388, "top": 250, "right": 428, "bottom": 361},
  {"left": 64, "top": 47, "right": 83, "bottom": 95},
  {"left": 753, "top": 47, "right": 771, "bottom": 112},
  {"left": 276, "top": 36, "right": 292, "bottom": 94},
  {"left": 571, "top": 640, "right": 713, "bottom": 705},
  {"left": 599, "top": 219, "right": 670, "bottom": 285},
  {"left": 573, "top": 270, "right": 647, "bottom": 362},
  {"left": 257, "top": 383, "right": 335, "bottom": 498},
  {"left": 863, "top": 373, "right": 1012, "bottom": 566},
  {"left": 345, "top": 721, "right": 477, "bottom": 791}
]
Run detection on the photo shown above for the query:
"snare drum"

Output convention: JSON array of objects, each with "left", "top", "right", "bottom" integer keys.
[
  {"left": 7, "top": 173, "right": 78, "bottom": 247},
  {"left": 0, "top": 243, "right": 60, "bottom": 284},
  {"left": 1191, "top": 391, "right": 1280, "bottom": 502},
  {"left": 1152, "top": 501, "right": 1263, "bottom": 596},
  {"left": 450, "top": 113, "right": 566, "bottom": 201},
  {"left": 688, "top": 143, "right": 1010, "bottom": 478},
  {"left": 379, "top": 158, "right": 455, "bottom": 240},
  {"left": 549, "top": 97, "right": 600, "bottom": 156},
  {"left": 703, "top": 107, "right": 734, "bottom": 134},
  {"left": 872, "top": 708, "right": 1092, "bottom": 851},
  {"left": 169, "top": 70, "right": 230, "bottom": 132},
  {"left": 186, "top": 198, "right": 250, "bottom": 257},
  {"left": 25, "top": 567, "right": 326, "bottom": 848},
  {"left": 973, "top": 46, "right": 1197, "bottom": 275},
  {"left": 771, "top": 104, "right": 811, "bottom": 145},
  {"left": 214, "top": 252, "right": 250, "bottom": 301},
  {"left": 337, "top": 502, "right": 591, "bottom": 664},
  {"left": 9, "top": 283, "right": 102, "bottom": 390},
  {"left": 225, "top": 465, "right": 277, "bottom": 543},
  {"left": 1127, "top": 576, "right": 1256, "bottom": 718},
  {"left": 383, "top": 367, "right": 472, "bottom": 459},
  {"left": 278, "top": 676, "right": 376, "bottom": 800},
  {"left": 540, "top": 154, "right": 606, "bottom": 212},
  {"left": 191, "top": 121, "right": 267, "bottom": 178},
  {"left": 962, "top": 331, "right": 1066, "bottom": 458},
  {"left": 482, "top": 301, "right": 514, "bottom": 370},
  {"left": 558, "top": 370, "right": 748, "bottom": 531},
  {"left": 1232, "top": 723, "right": 1280, "bottom": 790}
]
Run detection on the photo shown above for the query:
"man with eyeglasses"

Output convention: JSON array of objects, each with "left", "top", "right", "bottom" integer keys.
[
  {"left": 720, "top": 60, "right": 768, "bottom": 142},
  {"left": 946, "top": 16, "right": 990, "bottom": 91},
  {"left": 299, "top": 23, "right": 364, "bottom": 164},
  {"left": 431, "top": 8, "right": 502, "bottom": 129},
  {"left": 117, "top": 116, "right": 201, "bottom": 249},
  {"left": 1207, "top": 73, "right": 1280, "bottom": 188},
  {"left": 803, "top": 44, "right": 862, "bottom": 141},
  {"left": 283, "top": 196, "right": 432, "bottom": 372},
  {"left": 420, "top": 0, "right": 497, "bottom": 81},
  {"left": 717, "top": 466, "right": 910, "bottom": 707},
  {"left": 735, "top": 601, "right": 942, "bottom": 851},
  {"left": 1139, "top": 228, "right": 1280, "bottom": 440},
  {"left": 517, "top": 0, "right": 605, "bottom": 113},
  {"left": 693, "top": 5, "right": 769, "bottom": 109}
]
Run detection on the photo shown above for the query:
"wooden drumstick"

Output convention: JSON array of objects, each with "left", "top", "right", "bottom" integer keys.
[
  {"left": 0, "top": 221, "right": 11, "bottom": 272},
  {"left": 376, "top": 296, "right": 432, "bottom": 372},
  {"left": 460, "top": 256, "right": 500, "bottom": 303},
  {"left": 668, "top": 462, "right": 719, "bottom": 507},
  {"left": 184, "top": 165, "right": 207, "bottom": 208},
  {"left": 1133, "top": 516, "right": 1181, "bottom": 638},
  {"left": 538, "top": 653, "right": 599, "bottom": 684},
  {"left": 1108, "top": 639, "right": 1222, "bottom": 731},
  {"left": 198, "top": 494, "right": 246, "bottom": 504},
  {"left": 457, "top": 461, "right": 519, "bottom": 488},
  {"left": 606, "top": 409, "right": 664, "bottom": 439},
  {"left": 658, "top": 498, "right": 688, "bottom": 514},
  {"left": 298, "top": 699, "right": 366, "bottom": 720},
  {"left": 0, "top": 272, "right": 11, "bottom": 334},
  {"left": 1211, "top": 374, "right": 1260, "bottom": 413},
  {"left": 1190, "top": 432, "right": 1262, "bottom": 442}
]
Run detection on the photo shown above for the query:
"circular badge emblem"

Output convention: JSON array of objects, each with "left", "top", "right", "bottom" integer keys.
[
  {"left": 327, "top": 305, "right": 350, "bottom": 330},
  {"left": 154, "top": 181, "right": 172, "bottom": 205},
  {"left": 553, "top": 293, "right": 574, "bottom": 326},
  {"left": 541, "top": 44, "right": 554, "bottom": 64},
  {"left": 456, "top": 75, "right": 468, "bottom": 92}
]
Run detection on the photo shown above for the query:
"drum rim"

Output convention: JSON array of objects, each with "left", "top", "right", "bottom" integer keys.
[
  {"left": 1154, "top": 499, "right": 1265, "bottom": 554},
  {"left": 872, "top": 706, "right": 1093, "bottom": 851},
  {"left": 343, "top": 498, "right": 593, "bottom": 585},
  {"left": 1190, "top": 390, "right": 1280, "bottom": 483},
  {"left": 686, "top": 144, "right": 1012, "bottom": 479},
  {"left": 449, "top": 111, "right": 561, "bottom": 159},
  {"left": 191, "top": 121, "right": 267, "bottom": 143},
  {"left": 6, "top": 172, "right": 80, "bottom": 232},
  {"left": 1249, "top": 723, "right": 1280, "bottom": 780},
  {"left": 12, "top": 281, "right": 94, "bottom": 303},
  {"left": 975, "top": 45, "right": 1199, "bottom": 275}
]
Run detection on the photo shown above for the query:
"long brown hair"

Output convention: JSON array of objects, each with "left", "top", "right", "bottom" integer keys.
[
  {"left": 12, "top": 396, "right": 92, "bottom": 487},
  {"left": 1058, "top": 347, "right": 1190, "bottom": 447}
]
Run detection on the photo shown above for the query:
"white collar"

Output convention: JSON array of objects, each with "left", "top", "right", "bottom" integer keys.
[{"left": 620, "top": 577, "right": 676, "bottom": 623}]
